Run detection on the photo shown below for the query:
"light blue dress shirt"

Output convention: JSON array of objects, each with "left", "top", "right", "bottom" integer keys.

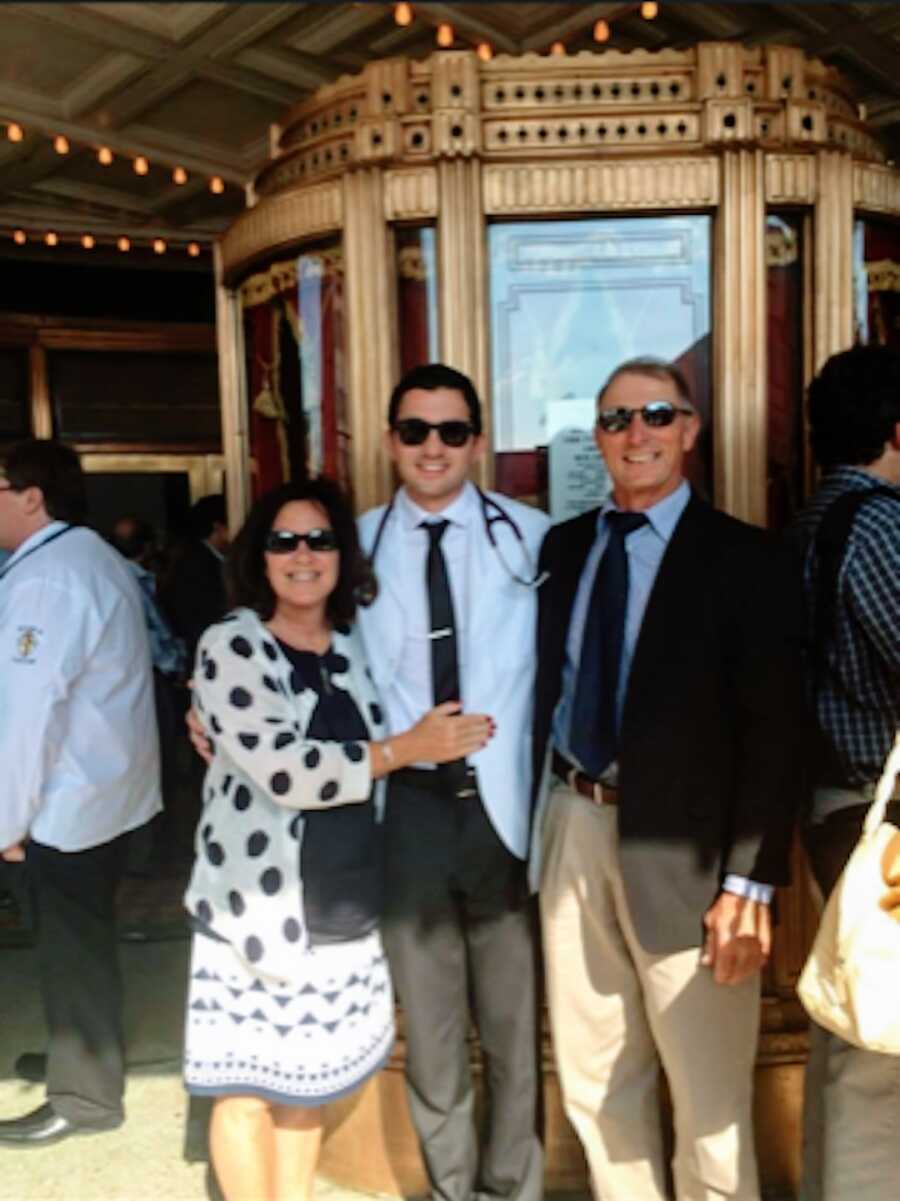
[{"left": 552, "top": 479, "right": 772, "bottom": 904}]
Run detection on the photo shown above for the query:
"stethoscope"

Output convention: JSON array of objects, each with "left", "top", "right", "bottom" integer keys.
[{"left": 366, "top": 487, "right": 549, "bottom": 590}]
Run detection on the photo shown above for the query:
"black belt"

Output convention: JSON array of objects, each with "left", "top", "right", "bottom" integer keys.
[
  {"left": 552, "top": 750, "right": 619, "bottom": 806},
  {"left": 393, "top": 765, "right": 480, "bottom": 800}
]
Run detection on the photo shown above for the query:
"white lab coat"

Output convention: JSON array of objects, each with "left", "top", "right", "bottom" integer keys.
[
  {"left": 357, "top": 483, "right": 549, "bottom": 859},
  {"left": 0, "top": 522, "right": 161, "bottom": 851}
]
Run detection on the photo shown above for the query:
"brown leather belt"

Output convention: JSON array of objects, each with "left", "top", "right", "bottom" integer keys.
[{"left": 552, "top": 750, "right": 619, "bottom": 806}]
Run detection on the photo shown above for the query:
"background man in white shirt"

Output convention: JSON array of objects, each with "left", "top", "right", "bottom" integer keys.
[
  {"left": 0, "top": 440, "right": 161, "bottom": 1147},
  {"left": 357, "top": 364, "right": 549, "bottom": 1201}
]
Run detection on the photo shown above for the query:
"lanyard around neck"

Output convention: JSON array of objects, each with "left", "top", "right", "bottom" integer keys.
[{"left": 0, "top": 524, "right": 75, "bottom": 582}]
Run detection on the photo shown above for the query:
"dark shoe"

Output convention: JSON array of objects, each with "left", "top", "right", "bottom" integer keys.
[
  {"left": 14, "top": 1052, "right": 46, "bottom": 1083},
  {"left": 0, "top": 1103, "right": 120, "bottom": 1146}
]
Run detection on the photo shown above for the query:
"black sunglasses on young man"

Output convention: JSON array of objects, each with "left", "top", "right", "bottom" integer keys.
[
  {"left": 391, "top": 418, "right": 475, "bottom": 447},
  {"left": 596, "top": 400, "right": 694, "bottom": 434},
  {"left": 265, "top": 528, "right": 340, "bottom": 554}
]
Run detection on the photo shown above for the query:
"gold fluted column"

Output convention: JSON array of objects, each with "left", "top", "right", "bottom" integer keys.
[
  {"left": 713, "top": 148, "right": 767, "bottom": 525},
  {"left": 29, "top": 345, "right": 52, "bottom": 438},
  {"left": 344, "top": 166, "right": 396, "bottom": 513},
  {"left": 213, "top": 242, "right": 251, "bottom": 530},
  {"left": 814, "top": 150, "right": 854, "bottom": 372},
  {"left": 437, "top": 158, "right": 492, "bottom": 490}
]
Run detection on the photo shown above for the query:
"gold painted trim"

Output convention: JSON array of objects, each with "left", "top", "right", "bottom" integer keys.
[
  {"left": 384, "top": 167, "right": 439, "bottom": 220},
  {"left": 77, "top": 453, "right": 225, "bottom": 504},
  {"left": 28, "top": 345, "right": 52, "bottom": 439},
  {"left": 853, "top": 162, "right": 900, "bottom": 217},
  {"left": 220, "top": 181, "right": 343, "bottom": 283},
  {"left": 814, "top": 151, "right": 854, "bottom": 372},
  {"left": 765, "top": 154, "right": 816, "bottom": 204},
  {"left": 214, "top": 244, "right": 252, "bottom": 531},
  {"left": 483, "top": 157, "right": 719, "bottom": 214}
]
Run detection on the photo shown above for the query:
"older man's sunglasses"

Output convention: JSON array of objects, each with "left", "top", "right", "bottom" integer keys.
[
  {"left": 392, "top": 418, "right": 475, "bottom": 447},
  {"left": 596, "top": 401, "right": 694, "bottom": 434},
  {"left": 264, "top": 528, "right": 339, "bottom": 554}
]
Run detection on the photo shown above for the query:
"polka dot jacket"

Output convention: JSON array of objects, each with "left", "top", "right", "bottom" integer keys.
[{"left": 185, "top": 608, "right": 387, "bottom": 985}]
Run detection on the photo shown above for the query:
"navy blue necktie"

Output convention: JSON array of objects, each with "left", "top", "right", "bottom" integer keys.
[
  {"left": 423, "top": 521, "right": 468, "bottom": 789},
  {"left": 570, "top": 510, "right": 649, "bottom": 779}
]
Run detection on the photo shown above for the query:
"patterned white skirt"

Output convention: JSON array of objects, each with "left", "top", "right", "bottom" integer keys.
[{"left": 183, "top": 929, "right": 394, "bottom": 1106}]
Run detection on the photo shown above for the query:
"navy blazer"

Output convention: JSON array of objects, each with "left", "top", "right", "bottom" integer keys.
[{"left": 533, "top": 491, "right": 803, "bottom": 953}]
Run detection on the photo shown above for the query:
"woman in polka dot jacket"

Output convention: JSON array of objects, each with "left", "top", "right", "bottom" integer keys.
[{"left": 183, "top": 477, "right": 492, "bottom": 1201}]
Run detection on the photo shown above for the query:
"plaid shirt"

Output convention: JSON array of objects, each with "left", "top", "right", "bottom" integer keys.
[{"left": 793, "top": 466, "right": 900, "bottom": 786}]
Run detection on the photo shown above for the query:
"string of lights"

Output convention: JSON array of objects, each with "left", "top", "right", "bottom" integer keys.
[
  {"left": 4, "top": 226, "right": 204, "bottom": 256},
  {"left": 393, "top": 1, "right": 660, "bottom": 55},
  {"left": 2, "top": 120, "right": 227, "bottom": 255}
]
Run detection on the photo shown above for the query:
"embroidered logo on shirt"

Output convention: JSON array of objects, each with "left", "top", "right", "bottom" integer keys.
[{"left": 13, "top": 625, "right": 42, "bottom": 663}]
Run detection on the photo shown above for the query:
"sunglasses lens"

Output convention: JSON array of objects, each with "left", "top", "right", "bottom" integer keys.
[
  {"left": 439, "top": 421, "right": 472, "bottom": 447},
  {"left": 305, "top": 529, "right": 338, "bottom": 552},
  {"left": 596, "top": 409, "right": 631, "bottom": 433},
  {"left": 265, "top": 531, "right": 299, "bottom": 553},
  {"left": 642, "top": 402, "right": 677, "bottom": 428},
  {"left": 395, "top": 419, "right": 429, "bottom": 445}
]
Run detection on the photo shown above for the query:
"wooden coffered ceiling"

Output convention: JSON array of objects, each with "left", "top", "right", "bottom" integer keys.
[{"left": 2, "top": 1, "right": 900, "bottom": 254}]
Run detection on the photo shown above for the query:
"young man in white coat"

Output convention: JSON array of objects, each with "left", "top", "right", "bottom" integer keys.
[{"left": 356, "top": 363, "right": 549, "bottom": 1201}]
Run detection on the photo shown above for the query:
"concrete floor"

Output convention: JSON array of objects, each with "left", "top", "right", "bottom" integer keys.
[{"left": 0, "top": 933, "right": 378, "bottom": 1201}]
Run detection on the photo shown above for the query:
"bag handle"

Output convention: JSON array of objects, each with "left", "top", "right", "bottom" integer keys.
[{"left": 863, "top": 734, "right": 900, "bottom": 838}]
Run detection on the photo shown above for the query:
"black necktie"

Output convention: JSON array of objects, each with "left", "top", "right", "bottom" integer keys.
[
  {"left": 570, "top": 510, "right": 649, "bottom": 779},
  {"left": 423, "top": 520, "right": 468, "bottom": 788}
]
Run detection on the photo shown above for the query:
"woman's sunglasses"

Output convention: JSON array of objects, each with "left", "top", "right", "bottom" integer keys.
[
  {"left": 595, "top": 401, "right": 694, "bottom": 434},
  {"left": 264, "top": 528, "right": 339, "bottom": 554},
  {"left": 392, "top": 418, "right": 475, "bottom": 447}
]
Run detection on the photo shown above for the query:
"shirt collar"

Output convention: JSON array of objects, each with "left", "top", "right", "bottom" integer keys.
[
  {"left": 824, "top": 465, "right": 900, "bottom": 495},
  {"left": 4, "top": 520, "right": 68, "bottom": 570},
  {"left": 599, "top": 478, "right": 690, "bottom": 544},
  {"left": 397, "top": 480, "right": 477, "bottom": 532}
]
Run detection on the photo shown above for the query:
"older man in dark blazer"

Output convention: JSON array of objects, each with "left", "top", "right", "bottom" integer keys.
[{"left": 532, "top": 358, "right": 800, "bottom": 1201}]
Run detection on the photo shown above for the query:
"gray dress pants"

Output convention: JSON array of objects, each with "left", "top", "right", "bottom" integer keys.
[{"left": 382, "top": 772, "right": 543, "bottom": 1201}]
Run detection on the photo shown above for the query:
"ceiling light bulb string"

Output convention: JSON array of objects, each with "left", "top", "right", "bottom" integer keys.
[{"left": 4, "top": 226, "right": 204, "bottom": 257}]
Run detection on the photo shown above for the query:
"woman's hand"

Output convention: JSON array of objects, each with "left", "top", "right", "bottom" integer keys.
[
  {"left": 186, "top": 703, "right": 214, "bottom": 765},
  {"left": 373, "top": 703, "right": 494, "bottom": 776}
]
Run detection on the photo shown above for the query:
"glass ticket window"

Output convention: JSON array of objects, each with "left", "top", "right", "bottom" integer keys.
[
  {"left": 396, "top": 226, "right": 439, "bottom": 373},
  {"left": 488, "top": 216, "right": 712, "bottom": 521},
  {"left": 854, "top": 216, "right": 900, "bottom": 349}
]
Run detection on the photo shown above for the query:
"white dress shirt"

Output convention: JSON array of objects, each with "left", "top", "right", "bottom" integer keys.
[{"left": 0, "top": 522, "right": 161, "bottom": 851}]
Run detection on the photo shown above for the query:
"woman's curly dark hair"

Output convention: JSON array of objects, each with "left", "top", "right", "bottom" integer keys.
[{"left": 226, "top": 478, "right": 375, "bottom": 627}]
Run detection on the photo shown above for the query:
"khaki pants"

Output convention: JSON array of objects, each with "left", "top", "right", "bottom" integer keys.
[{"left": 539, "top": 783, "right": 761, "bottom": 1201}]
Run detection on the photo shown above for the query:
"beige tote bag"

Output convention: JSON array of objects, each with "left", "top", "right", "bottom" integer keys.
[{"left": 797, "top": 735, "right": 900, "bottom": 1054}]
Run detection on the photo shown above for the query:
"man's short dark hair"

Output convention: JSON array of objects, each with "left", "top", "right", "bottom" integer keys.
[
  {"left": 808, "top": 345, "right": 900, "bottom": 469},
  {"left": 388, "top": 363, "right": 483, "bottom": 434},
  {"left": 227, "top": 477, "right": 374, "bottom": 627},
  {"left": 2, "top": 439, "right": 86, "bottom": 523},
  {"left": 596, "top": 356, "right": 694, "bottom": 410},
  {"left": 110, "top": 517, "right": 154, "bottom": 561},
  {"left": 189, "top": 494, "right": 227, "bottom": 540}
]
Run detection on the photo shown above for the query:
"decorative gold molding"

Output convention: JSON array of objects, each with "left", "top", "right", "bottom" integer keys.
[
  {"left": 219, "top": 182, "right": 343, "bottom": 282},
  {"left": 343, "top": 169, "right": 396, "bottom": 513},
  {"left": 438, "top": 158, "right": 491, "bottom": 492},
  {"left": 853, "top": 162, "right": 900, "bottom": 217},
  {"left": 28, "top": 345, "right": 52, "bottom": 439},
  {"left": 766, "top": 153, "right": 817, "bottom": 203},
  {"left": 78, "top": 452, "right": 225, "bottom": 504},
  {"left": 714, "top": 148, "right": 767, "bottom": 525},
  {"left": 383, "top": 167, "right": 439, "bottom": 220},
  {"left": 483, "top": 157, "right": 719, "bottom": 214},
  {"left": 214, "top": 244, "right": 251, "bottom": 530},
  {"left": 814, "top": 150, "right": 854, "bottom": 372}
]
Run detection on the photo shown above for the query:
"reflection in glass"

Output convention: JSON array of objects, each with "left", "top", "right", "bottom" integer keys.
[
  {"left": 396, "top": 227, "right": 439, "bottom": 373},
  {"left": 240, "top": 244, "right": 347, "bottom": 498},
  {"left": 853, "top": 217, "right": 900, "bottom": 348},
  {"left": 488, "top": 216, "right": 711, "bottom": 518},
  {"left": 766, "top": 213, "right": 805, "bottom": 529}
]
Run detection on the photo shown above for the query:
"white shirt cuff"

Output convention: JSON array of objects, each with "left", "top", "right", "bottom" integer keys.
[{"left": 722, "top": 875, "right": 774, "bottom": 904}]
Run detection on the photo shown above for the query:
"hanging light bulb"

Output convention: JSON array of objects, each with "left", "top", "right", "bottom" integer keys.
[
  {"left": 97, "top": 146, "right": 113, "bottom": 165},
  {"left": 53, "top": 135, "right": 69, "bottom": 155},
  {"left": 641, "top": 1, "right": 659, "bottom": 18},
  {"left": 45, "top": 231, "right": 59, "bottom": 247},
  {"left": 593, "top": 19, "right": 610, "bottom": 43},
  {"left": 134, "top": 155, "right": 149, "bottom": 176},
  {"left": 550, "top": 41, "right": 566, "bottom": 56},
  {"left": 394, "top": 2, "right": 413, "bottom": 27},
  {"left": 476, "top": 41, "right": 493, "bottom": 62},
  {"left": 436, "top": 22, "right": 453, "bottom": 48},
  {"left": 210, "top": 176, "right": 225, "bottom": 195},
  {"left": 153, "top": 238, "right": 166, "bottom": 255},
  {"left": 13, "top": 229, "right": 26, "bottom": 245},
  {"left": 81, "top": 234, "right": 95, "bottom": 249},
  {"left": 7, "top": 123, "right": 24, "bottom": 143},
  {"left": 117, "top": 236, "right": 130, "bottom": 252},
  {"left": 187, "top": 242, "right": 201, "bottom": 257},
  {"left": 172, "top": 165, "right": 188, "bottom": 185}
]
